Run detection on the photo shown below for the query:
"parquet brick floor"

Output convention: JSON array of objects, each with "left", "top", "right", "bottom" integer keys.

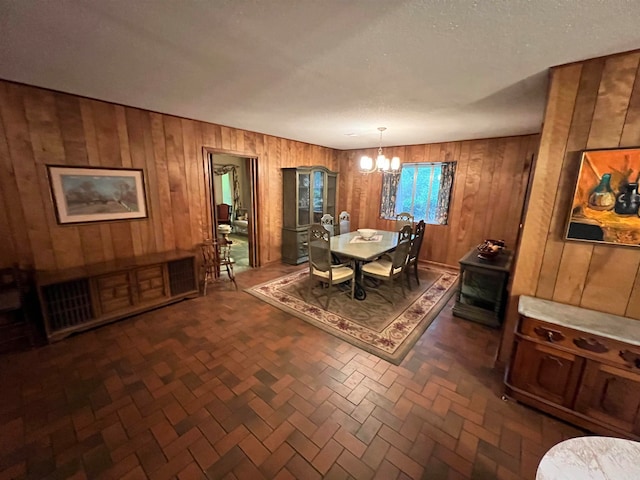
[{"left": 0, "top": 263, "right": 585, "bottom": 480}]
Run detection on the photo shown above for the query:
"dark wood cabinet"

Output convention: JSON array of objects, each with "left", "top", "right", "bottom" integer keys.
[
  {"left": 452, "top": 248, "right": 513, "bottom": 327},
  {"left": 574, "top": 360, "right": 640, "bottom": 434},
  {"left": 282, "top": 166, "right": 337, "bottom": 265},
  {"left": 510, "top": 339, "right": 583, "bottom": 407},
  {"left": 505, "top": 296, "right": 640, "bottom": 440},
  {"left": 37, "top": 251, "right": 198, "bottom": 342}
]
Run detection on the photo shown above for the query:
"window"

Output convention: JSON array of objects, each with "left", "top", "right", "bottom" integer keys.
[
  {"left": 221, "top": 173, "right": 233, "bottom": 205},
  {"left": 380, "top": 162, "right": 456, "bottom": 225}
]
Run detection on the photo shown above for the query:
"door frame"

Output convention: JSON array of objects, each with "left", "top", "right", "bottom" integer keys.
[{"left": 202, "top": 147, "right": 260, "bottom": 268}]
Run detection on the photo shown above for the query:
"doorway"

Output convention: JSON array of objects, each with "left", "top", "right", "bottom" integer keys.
[{"left": 207, "top": 151, "right": 259, "bottom": 273}]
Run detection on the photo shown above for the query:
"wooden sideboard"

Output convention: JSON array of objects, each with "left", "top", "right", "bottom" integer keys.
[
  {"left": 505, "top": 295, "right": 640, "bottom": 440},
  {"left": 36, "top": 251, "right": 198, "bottom": 342}
]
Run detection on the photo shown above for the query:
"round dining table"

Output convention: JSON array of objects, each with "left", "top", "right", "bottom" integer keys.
[{"left": 536, "top": 436, "right": 640, "bottom": 479}]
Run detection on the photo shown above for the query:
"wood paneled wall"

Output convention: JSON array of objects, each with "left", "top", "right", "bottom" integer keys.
[
  {"left": 498, "top": 50, "right": 640, "bottom": 364},
  {"left": 337, "top": 135, "right": 539, "bottom": 266},
  {"left": 0, "top": 81, "right": 336, "bottom": 271}
]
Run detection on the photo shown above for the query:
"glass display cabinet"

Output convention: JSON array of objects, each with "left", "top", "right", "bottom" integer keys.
[{"left": 282, "top": 166, "right": 338, "bottom": 264}]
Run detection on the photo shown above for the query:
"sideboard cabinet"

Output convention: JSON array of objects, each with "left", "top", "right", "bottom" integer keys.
[
  {"left": 505, "top": 295, "right": 640, "bottom": 440},
  {"left": 282, "top": 166, "right": 337, "bottom": 264},
  {"left": 37, "top": 251, "right": 198, "bottom": 342}
]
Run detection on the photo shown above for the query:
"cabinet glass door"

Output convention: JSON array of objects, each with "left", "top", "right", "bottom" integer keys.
[
  {"left": 298, "top": 173, "right": 310, "bottom": 226},
  {"left": 313, "top": 170, "right": 324, "bottom": 223},
  {"left": 326, "top": 174, "right": 336, "bottom": 218}
]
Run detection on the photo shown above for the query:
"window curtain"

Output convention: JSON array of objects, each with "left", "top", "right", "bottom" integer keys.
[
  {"left": 213, "top": 164, "right": 240, "bottom": 217},
  {"left": 435, "top": 162, "right": 456, "bottom": 225},
  {"left": 379, "top": 162, "right": 457, "bottom": 224},
  {"left": 379, "top": 172, "right": 401, "bottom": 219}
]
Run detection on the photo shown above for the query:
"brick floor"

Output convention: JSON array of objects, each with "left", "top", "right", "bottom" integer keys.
[{"left": 0, "top": 263, "right": 585, "bottom": 479}]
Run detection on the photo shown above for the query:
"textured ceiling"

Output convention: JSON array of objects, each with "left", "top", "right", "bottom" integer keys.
[{"left": 1, "top": 1, "right": 639, "bottom": 150}]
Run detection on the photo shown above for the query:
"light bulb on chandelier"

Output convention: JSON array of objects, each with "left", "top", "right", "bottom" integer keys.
[{"left": 360, "top": 127, "right": 400, "bottom": 174}]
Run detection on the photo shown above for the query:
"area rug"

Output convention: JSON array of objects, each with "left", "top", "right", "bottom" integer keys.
[{"left": 246, "top": 266, "right": 459, "bottom": 364}]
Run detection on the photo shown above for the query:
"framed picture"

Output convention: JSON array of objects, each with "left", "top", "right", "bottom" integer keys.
[
  {"left": 47, "top": 165, "right": 148, "bottom": 224},
  {"left": 565, "top": 147, "right": 640, "bottom": 247}
]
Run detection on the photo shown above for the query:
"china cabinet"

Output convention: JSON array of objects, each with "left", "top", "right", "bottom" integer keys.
[{"left": 282, "top": 166, "right": 337, "bottom": 264}]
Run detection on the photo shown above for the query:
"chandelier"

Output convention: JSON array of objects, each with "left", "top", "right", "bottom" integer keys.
[{"left": 360, "top": 127, "right": 401, "bottom": 174}]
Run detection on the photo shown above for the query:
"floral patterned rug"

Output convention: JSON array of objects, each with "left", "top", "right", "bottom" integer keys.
[{"left": 246, "top": 266, "right": 459, "bottom": 365}]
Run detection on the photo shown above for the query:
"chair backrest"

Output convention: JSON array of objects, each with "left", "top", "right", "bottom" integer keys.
[
  {"left": 320, "top": 214, "right": 334, "bottom": 236},
  {"left": 200, "top": 240, "right": 218, "bottom": 269},
  {"left": 217, "top": 203, "right": 232, "bottom": 222},
  {"left": 396, "top": 212, "right": 414, "bottom": 231},
  {"left": 397, "top": 224, "right": 412, "bottom": 243},
  {"left": 308, "top": 224, "right": 331, "bottom": 273},
  {"left": 338, "top": 211, "right": 350, "bottom": 235},
  {"left": 409, "top": 220, "right": 426, "bottom": 260},
  {"left": 392, "top": 236, "right": 412, "bottom": 271}
]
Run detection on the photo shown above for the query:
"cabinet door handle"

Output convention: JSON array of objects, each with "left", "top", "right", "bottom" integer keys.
[
  {"left": 619, "top": 350, "right": 640, "bottom": 369},
  {"left": 533, "top": 326, "right": 565, "bottom": 343},
  {"left": 573, "top": 337, "right": 609, "bottom": 353}
]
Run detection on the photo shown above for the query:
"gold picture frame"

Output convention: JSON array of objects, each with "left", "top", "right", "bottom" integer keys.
[{"left": 47, "top": 165, "right": 148, "bottom": 224}]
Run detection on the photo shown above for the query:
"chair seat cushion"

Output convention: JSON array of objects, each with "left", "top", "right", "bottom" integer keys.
[
  {"left": 362, "top": 259, "right": 402, "bottom": 277},
  {"left": 313, "top": 266, "right": 353, "bottom": 282}
]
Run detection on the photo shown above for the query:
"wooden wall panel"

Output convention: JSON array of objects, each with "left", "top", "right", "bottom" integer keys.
[
  {"left": 337, "top": 134, "right": 538, "bottom": 267},
  {"left": 499, "top": 49, "right": 640, "bottom": 365},
  {"left": 0, "top": 80, "right": 336, "bottom": 272}
]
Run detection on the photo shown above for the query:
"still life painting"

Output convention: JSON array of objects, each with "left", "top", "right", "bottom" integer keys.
[
  {"left": 566, "top": 147, "right": 640, "bottom": 247},
  {"left": 48, "top": 166, "right": 148, "bottom": 224}
]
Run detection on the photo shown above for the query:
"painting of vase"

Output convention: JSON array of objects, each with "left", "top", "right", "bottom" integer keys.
[{"left": 565, "top": 147, "right": 640, "bottom": 247}]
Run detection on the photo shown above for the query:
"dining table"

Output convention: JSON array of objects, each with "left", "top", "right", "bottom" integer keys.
[{"left": 330, "top": 230, "right": 400, "bottom": 300}]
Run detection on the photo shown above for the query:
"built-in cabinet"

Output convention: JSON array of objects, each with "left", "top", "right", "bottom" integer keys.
[
  {"left": 282, "top": 166, "right": 337, "bottom": 264},
  {"left": 505, "top": 296, "right": 640, "bottom": 440},
  {"left": 37, "top": 251, "right": 198, "bottom": 342}
]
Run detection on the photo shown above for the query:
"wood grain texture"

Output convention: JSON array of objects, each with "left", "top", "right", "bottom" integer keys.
[
  {"left": 496, "top": 65, "right": 583, "bottom": 364},
  {"left": 337, "top": 135, "right": 537, "bottom": 267},
  {"left": 498, "top": 49, "right": 640, "bottom": 365},
  {"left": 0, "top": 80, "right": 336, "bottom": 272}
]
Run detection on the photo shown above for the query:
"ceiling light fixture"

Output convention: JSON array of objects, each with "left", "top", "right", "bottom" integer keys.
[{"left": 360, "top": 127, "right": 400, "bottom": 174}]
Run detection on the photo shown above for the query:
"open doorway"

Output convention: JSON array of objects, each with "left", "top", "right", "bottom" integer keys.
[{"left": 207, "top": 152, "right": 258, "bottom": 273}]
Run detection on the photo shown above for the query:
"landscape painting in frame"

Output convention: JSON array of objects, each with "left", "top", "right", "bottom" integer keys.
[
  {"left": 48, "top": 166, "right": 148, "bottom": 224},
  {"left": 565, "top": 147, "right": 640, "bottom": 247}
]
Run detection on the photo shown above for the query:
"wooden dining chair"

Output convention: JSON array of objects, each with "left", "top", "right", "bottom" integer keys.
[
  {"left": 200, "top": 238, "right": 237, "bottom": 295},
  {"left": 406, "top": 220, "right": 426, "bottom": 289},
  {"left": 395, "top": 212, "right": 414, "bottom": 231},
  {"left": 320, "top": 213, "right": 334, "bottom": 236},
  {"left": 361, "top": 227, "right": 412, "bottom": 305},
  {"left": 338, "top": 211, "right": 351, "bottom": 235},
  {"left": 307, "top": 224, "right": 355, "bottom": 309}
]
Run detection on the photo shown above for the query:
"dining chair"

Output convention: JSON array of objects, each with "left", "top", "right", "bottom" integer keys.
[
  {"left": 360, "top": 227, "right": 412, "bottom": 305},
  {"left": 307, "top": 224, "right": 355, "bottom": 309},
  {"left": 397, "top": 223, "right": 412, "bottom": 243},
  {"left": 200, "top": 238, "right": 237, "bottom": 295},
  {"left": 395, "top": 212, "right": 414, "bottom": 231},
  {"left": 338, "top": 211, "right": 351, "bottom": 235},
  {"left": 216, "top": 203, "right": 232, "bottom": 226},
  {"left": 406, "top": 220, "right": 426, "bottom": 289},
  {"left": 320, "top": 213, "right": 334, "bottom": 236}
]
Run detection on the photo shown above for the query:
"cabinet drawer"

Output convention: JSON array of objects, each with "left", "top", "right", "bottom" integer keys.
[
  {"left": 97, "top": 272, "right": 129, "bottom": 289},
  {"left": 137, "top": 266, "right": 166, "bottom": 302},
  {"left": 137, "top": 265, "right": 163, "bottom": 281},
  {"left": 521, "top": 316, "right": 640, "bottom": 371}
]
